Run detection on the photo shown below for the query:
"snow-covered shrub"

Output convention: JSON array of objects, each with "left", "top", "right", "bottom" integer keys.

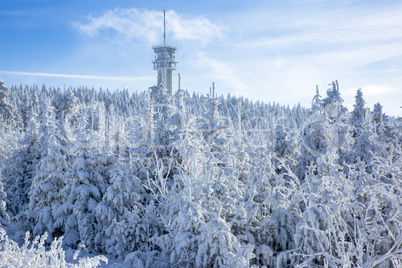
[{"left": 0, "top": 227, "right": 107, "bottom": 267}]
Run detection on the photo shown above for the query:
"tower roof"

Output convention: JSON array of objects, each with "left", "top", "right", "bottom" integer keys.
[{"left": 152, "top": 44, "right": 177, "bottom": 51}]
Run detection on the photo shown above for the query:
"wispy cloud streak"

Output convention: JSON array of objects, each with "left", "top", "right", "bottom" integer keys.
[{"left": 0, "top": 71, "right": 153, "bottom": 81}]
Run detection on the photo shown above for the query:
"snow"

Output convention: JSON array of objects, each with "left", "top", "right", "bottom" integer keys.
[{"left": 0, "top": 80, "right": 401, "bottom": 267}]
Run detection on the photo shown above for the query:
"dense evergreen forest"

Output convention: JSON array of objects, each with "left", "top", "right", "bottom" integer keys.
[{"left": 0, "top": 78, "right": 401, "bottom": 267}]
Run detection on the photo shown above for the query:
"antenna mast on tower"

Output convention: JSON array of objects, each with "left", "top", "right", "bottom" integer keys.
[{"left": 163, "top": 10, "right": 166, "bottom": 45}]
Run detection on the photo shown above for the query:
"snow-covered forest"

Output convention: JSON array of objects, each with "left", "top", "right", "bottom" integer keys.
[{"left": 0, "top": 78, "right": 401, "bottom": 267}]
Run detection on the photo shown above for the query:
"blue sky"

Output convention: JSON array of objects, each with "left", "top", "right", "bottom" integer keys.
[{"left": 1, "top": 0, "right": 401, "bottom": 116}]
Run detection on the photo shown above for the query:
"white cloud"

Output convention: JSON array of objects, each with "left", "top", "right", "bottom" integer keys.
[{"left": 73, "top": 8, "right": 225, "bottom": 45}]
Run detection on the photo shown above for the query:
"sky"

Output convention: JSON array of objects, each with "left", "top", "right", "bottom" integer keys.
[{"left": 0, "top": 0, "right": 401, "bottom": 116}]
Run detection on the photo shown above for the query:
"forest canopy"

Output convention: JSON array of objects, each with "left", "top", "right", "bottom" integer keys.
[{"left": 0, "top": 79, "right": 401, "bottom": 267}]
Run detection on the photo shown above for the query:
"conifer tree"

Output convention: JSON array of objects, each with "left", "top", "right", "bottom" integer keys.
[
  {"left": 0, "top": 80, "right": 13, "bottom": 121},
  {"left": 0, "top": 172, "right": 10, "bottom": 226},
  {"left": 27, "top": 98, "right": 71, "bottom": 239},
  {"left": 3, "top": 107, "right": 41, "bottom": 216},
  {"left": 52, "top": 87, "right": 79, "bottom": 125},
  {"left": 95, "top": 165, "right": 148, "bottom": 258},
  {"left": 350, "top": 88, "right": 366, "bottom": 129},
  {"left": 57, "top": 142, "right": 115, "bottom": 248},
  {"left": 311, "top": 85, "right": 322, "bottom": 113}
]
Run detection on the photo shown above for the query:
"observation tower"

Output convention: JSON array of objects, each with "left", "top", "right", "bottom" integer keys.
[{"left": 152, "top": 10, "right": 177, "bottom": 96}]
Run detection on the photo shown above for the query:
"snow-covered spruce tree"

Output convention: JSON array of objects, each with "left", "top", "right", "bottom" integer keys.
[
  {"left": 347, "top": 88, "right": 382, "bottom": 165},
  {"left": 351, "top": 121, "right": 381, "bottom": 168},
  {"left": 127, "top": 147, "right": 255, "bottom": 267},
  {"left": 0, "top": 117, "right": 15, "bottom": 168},
  {"left": 124, "top": 87, "right": 196, "bottom": 265},
  {"left": 372, "top": 102, "right": 395, "bottom": 147},
  {"left": 0, "top": 79, "right": 13, "bottom": 121},
  {"left": 140, "top": 73, "right": 183, "bottom": 183},
  {"left": 150, "top": 72, "right": 173, "bottom": 147},
  {"left": 103, "top": 103, "right": 116, "bottom": 154},
  {"left": 171, "top": 89, "right": 188, "bottom": 140},
  {"left": 203, "top": 87, "right": 224, "bottom": 145},
  {"left": 8, "top": 84, "right": 35, "bottom": 131},
  {"left": 52, "top": 86, "right": 79, "bottom": 129},
  {"left": 27, "top": 98, "right": 71, "bottom": 241},
  {"left": 323, "top": 81, "right": 352, "bottom": 161},
  {"left": 296, "top": 81, "right": 352, "bottom": 178},
  {"left": 127, "top": 92, "right": 257, "bottom": 267},
  {"left": 233, "top": 145, "right": 301, "bottom": 267},
  {"left": 295, "top": 94, "right": 329, "bottom": 180},
  {"left": 291, "top": 144, "right": 402, "bottom": 267},
  {"left": 291, "top": 150, "right": 357, "bottom": 267},
  {"left": 3, "top": 106, "right": 42, "bottom": 219},
  {"left": 95, "top": 164, "right": 148, "bottom": 259},
  {"left": 27, "top": 133, "right": 68, "bottom": 239},
  {"left": 350, "top": 88, "right": 366, "bottom": 134},
  {"left": 344, "top": 141, "right": 402, "bottom": 267},
  {"left": 372, "top": 102, "right": 384, "bottom": 127},
  {"left": 0, "top": 80, "right": 22, "bottom": 178},
  {"left": 54, "top": 139, "right": 116, "bottom": 248},
  {"left": 70, "top": 94, "right": 95, "bottom": 148},
  {"left": 0, "top": 172, "right": 10, "bottom": 226},
  {"left": 272, "top": 124, "right": 297, "bottom": 173},
  {"left": 311, "top": 85, "right": 322, "bottom": 113},
  {"left": 198, "top": 87, "right": 232, "bottom": 167}
]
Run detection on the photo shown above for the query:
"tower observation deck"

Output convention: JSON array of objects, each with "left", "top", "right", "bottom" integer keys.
[{"left": 152, "top": 10, "right": 177, "bottom": 96}]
